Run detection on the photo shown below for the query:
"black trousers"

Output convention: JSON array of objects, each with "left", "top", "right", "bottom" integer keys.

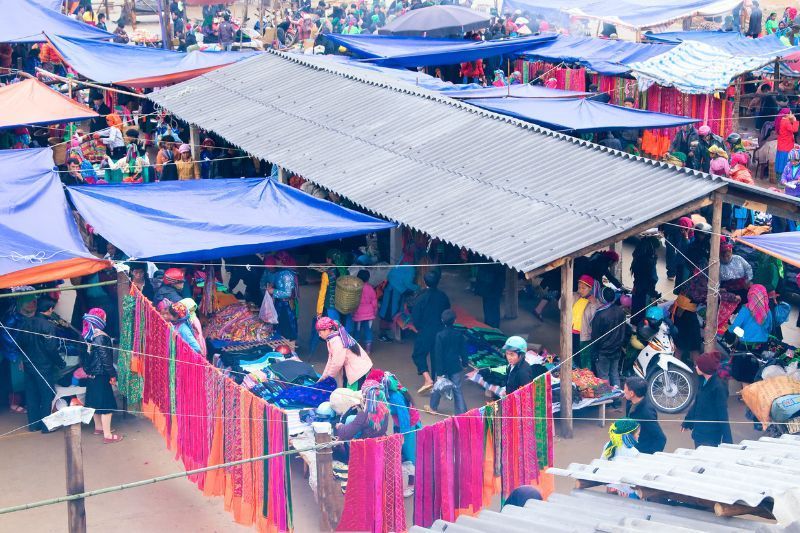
[
  {"left": 411, "top": 330, "right": 436, "bottom": 375},
  {"left": 24, "top": 368, "right": 56, "bottom": 431},
  {"left": 482, "top": 295, "right": 502, "bottom": 329}
]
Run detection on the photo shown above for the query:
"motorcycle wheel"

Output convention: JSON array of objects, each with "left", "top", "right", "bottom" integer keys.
[
  {"left": 648, "top": 367, "right": 695, "bottom": 414},
  {"left": 283, "top": 30, "right": 298, "bottom": 47}
]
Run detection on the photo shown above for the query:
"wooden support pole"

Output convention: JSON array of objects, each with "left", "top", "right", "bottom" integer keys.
[
  {"left": 559, "top": 258, "right": 574, "bottom": 438},
  {"left": 278, "top": 166, "right": 287, "bottom": 184},
  {"left": 612, "top": 242, "right": 623, "bottom": 284},
  {"left": 189, "top": 125, "right": 200, "bottom": 161},
  {"left": 504, "top": 268, "right": 519, "bottom": 320},
  {"left": 156, "top": 0, "right": 169, "bottom": 50},
  {"left": 65, "top": 423, "right": 86, "bottom": 533},
  {"left": 703, "top": 193, "right": 723, "bottom": 350},
  {"left": 389, "top": 226, "right": 403, "bottom": 264},
  {"left": 314, "top": 428, "right": 343, "bottom": 531}
]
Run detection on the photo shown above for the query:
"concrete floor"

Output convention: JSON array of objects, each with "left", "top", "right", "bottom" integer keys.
[{"left": 0, "top": 241, "right": 778, "bottom": 532}]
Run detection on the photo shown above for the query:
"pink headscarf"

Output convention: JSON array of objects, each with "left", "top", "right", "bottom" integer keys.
[
  {"left": 678, "top": 217, "right": 694, "bottom": 239},
  {"left": 730, "top": 152, "right": 749, "bottom": 166},
  {"left": 544, "top": 77, "right": 557, "bottom": 89},
  {"left": 81, "top": 307, "right": 107, "bottom": 342},
  {"left": 746, "top": 284, "right": 770, "bottom": 325}
]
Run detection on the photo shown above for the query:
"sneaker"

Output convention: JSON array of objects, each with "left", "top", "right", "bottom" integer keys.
[
  {"left": 417, "top": 383, "right": 433, "bottom": 394},
  {"left": 403, "top": 487, "right": 415, "bottom": 498}
]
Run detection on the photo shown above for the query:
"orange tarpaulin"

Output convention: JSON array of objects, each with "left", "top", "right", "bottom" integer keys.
[{"left": 0, "top": 78, "right": 98, "bottom": 129}]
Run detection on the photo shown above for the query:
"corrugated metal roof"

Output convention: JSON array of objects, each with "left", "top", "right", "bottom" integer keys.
[
  {"left": 150, "top": 50, "right": 724, "bottom": 273},
  {"left": 409, "top": 490, "right": 785, "bottom": 532},
  {"left": 549, "top": 434, "right": 800, "bottom": 525}
]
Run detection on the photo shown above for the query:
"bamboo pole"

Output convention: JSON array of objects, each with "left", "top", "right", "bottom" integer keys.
[
  {"left": 0, "top": 280, "right": 117, "bottom": 299},
  {"left": 703, "top": 193, "right": 723, "bottom": 350},
  {"left": 559, "top": 258, "right": 574, "bottom": 438}
]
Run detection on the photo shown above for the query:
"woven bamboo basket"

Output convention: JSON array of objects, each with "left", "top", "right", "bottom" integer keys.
[
  {"left": 49, "top": 137, "right": 66, "bottom": 165},
  {"left": 334, "top": 276, "right": 364, "bottom": 315}
]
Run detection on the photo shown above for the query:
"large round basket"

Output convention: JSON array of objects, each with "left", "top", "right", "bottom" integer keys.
[{"left": 334, "top": 276, "right": 364, "bottom": 315}]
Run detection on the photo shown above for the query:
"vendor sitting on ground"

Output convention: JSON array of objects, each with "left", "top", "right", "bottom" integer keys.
[
  {"left": 331, "top": 383, "right": 389, "bottom": 460},
  {"left": 169, "top": 300, "right": 202, "bottom": 353}
]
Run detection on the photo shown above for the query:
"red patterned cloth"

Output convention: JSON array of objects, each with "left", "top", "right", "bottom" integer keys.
[
  {"left": 454, "top": 412, "right": 483, "bottom": 514},
  {"left": 338, "top": 434, "right": 405, "bottom": 533}
]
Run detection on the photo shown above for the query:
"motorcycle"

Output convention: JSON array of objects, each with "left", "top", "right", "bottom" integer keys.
[{"left": 628, "top": 320, "right": 696, "bottom": 413}]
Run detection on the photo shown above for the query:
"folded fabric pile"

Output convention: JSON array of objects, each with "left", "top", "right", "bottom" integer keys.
[
  {"left": 204, "top": 302, "right": 275, "bottom": 343},
  {"left": 454, "top": 324, "right": 508, "bottom": 369}
]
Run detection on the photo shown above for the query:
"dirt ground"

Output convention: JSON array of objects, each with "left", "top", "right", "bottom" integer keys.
[{"left": 1, "top": 241, "right": 787, "bottom": 532}]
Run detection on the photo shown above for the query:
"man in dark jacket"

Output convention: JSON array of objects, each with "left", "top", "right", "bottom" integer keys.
[
  {"left": 624, "top": 376, "right": 667, "bottom": 454},
  {"left": 682, "top": 352, "right": 732, "bottom": 447},
  {"left": 19, "top": 297, "right": 64, "bottom": 433},
  {"left": 475, "top": 263, "right": 505, "bottom": 328},
  {"left": 411, "top": 271, "right": 450, "bottom": 393},
  {"left": 428, "top": 309, "right": 468, "bottom": 414},
  {"left": 590, "top": 287, "right": 627, "bottom": 394},
  {"left": 747, "top": 1, "right": 763, "bottom": 38}
]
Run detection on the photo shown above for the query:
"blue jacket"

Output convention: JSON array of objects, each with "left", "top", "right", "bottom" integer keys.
[
  {"left": 729, "top": 307, "right": 772, "bottom": 343},
  {"left": 176, "top": 322, "right": 202, "bottom": 352}
]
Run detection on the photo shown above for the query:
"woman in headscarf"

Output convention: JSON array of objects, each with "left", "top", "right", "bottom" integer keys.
[
  {"left": 334, "top": 381, "right": 389, "bottom": 441},
  {"left": 369, "top": 369, "right": 421, "bottom": 461},
  {"left": 81, "top": 308, "right": 122, "bottom": 443},
  {"left": 491, "top": 69, "right": 506, "bottom": 87},
  {"left": 602, "top": 418, "right": 640, "bottom": 461},
  {"left": 104, "top": 132, "right": 149, "bottom": 183},
  {"left": 728, "top": 152, "right": 754, "bottom": 184},
  {"left": 316, "top": 316, "right": 373, "bottom": 390},
  {"left": 780, "top": 148, "right": 800, "bottom": 196},
  {"left": 178, "top": 298, "right": 205, "bottom": 356},
  {"left": 729, "top": 284, "right": 773, "bottom": 346},
  {"left": 719, "top": 240, "right": 753, "bottom": 305},
  {"left": 169, "top": 301, "right": 202, "bottom": 353},
  {"left": 671, "top": 294, "right": 702, "bottom": 363},
  {"left": 544, "top": 77, "right": 558, "bottom": 89},
  {"left": 155, "top": 135, "right": 178, "bottom": 181},
  {"left": 509, "top": 71, "right": 523, "bottom": 85},
  {"left": 708, "top": 145, "right": 730, "bottom": 177}
]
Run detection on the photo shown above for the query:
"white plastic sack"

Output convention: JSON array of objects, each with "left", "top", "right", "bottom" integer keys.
[{"left": 259, "top": 291, "right": 279, "bottom": 324}]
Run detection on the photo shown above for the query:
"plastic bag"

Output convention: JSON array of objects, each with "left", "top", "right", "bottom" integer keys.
[
  {"left": 259, "top": 291, "right": 279, "bottom": 324},
  {"left": 433, "top": 375, "right": 454, "bottom": 401}
]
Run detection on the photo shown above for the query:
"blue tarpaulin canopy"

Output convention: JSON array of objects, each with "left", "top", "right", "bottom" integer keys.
[
  {"left": 66, "top": 178, "right": 396, "bottom": 261},
  {"left": 324, "top": 33, "right": 555, "bottom": 68},
  {"left": 519, "top": 34, "right": 674, "bottom": 75},
  {"left": 47, "top": 34, "right": 259, "bottom": 88},
  {"left": 644, "top": 31, "right": 800, "bottom": 58},
  {"left": 738, "top": 232, "right": 800, "bottom": 268},
  {"left": 0, "top": 0, "right": 112, "bottom": 43},
  {"left": 463, "top": 97, "right": 698, "bottom": 132},
  {"left": 502, "top": 0, "right": 742, "bottom": 30},
  {"left": 0, "top": 148, "right": 107, "bottom": 288}
]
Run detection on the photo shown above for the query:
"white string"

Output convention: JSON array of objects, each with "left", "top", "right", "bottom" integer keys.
[{"left": 0, "top": 250, "right": 73, "bottom": 264}]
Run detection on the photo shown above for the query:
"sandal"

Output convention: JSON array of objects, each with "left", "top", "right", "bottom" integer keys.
[
  {"left": 417, "top": 383, "right": 433, "bottom": 394},
  {"left": 94, "top": 429, "right": 115, "bottom": 435},
  {"left": 104, "top": 434, "right": 124, "bottom": 444},
  {"left": 10, "top": 405, "right": 27, "bottom": 414}
]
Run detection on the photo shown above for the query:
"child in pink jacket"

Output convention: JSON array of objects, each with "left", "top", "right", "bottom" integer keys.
[{"left": 350, "top": 270, "right": 378, "bottom": 354}]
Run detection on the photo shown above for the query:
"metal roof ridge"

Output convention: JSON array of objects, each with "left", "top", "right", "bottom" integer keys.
[{"left": 268, "top": 49, "right": 725, "bottom": 184}]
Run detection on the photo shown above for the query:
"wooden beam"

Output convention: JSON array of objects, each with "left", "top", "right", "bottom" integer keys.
[
  {"left": 704, "top": 192, "right": 723, "bottom": 350},
  {"left": 714, "top": 502, "right": 773, "bottom": 519},
  {"left": 504, "top": 268, "right": 519, "bottom": 319},
  {"left": 723, "top": 191, "right": 800, "bottom": 222},
  {"left": 559, "top": 258, "right": 574, "bottom": 438},
  {"left": 526, "top": 194, "right": 717, "bottom": 279},
  {"left": 65, "top": 423, "right": 86, "bottom": 533},
  {"left": 189, "top": 125, "right": 200, "bottom": 161}
]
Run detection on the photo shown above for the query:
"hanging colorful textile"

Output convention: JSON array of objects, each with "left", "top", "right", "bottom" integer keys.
[
  {"left": 116, "top": 293, "right": 143, "bottom": 405},
  {"left": 127, "top": 286, "right": 292, "bottom": 533},
  {"left": 413, "top": 418, "right": 456, "bottom": 526},
  {"left": 338, "top": 433, "right": 405, "bottom": 533},
  {"left": 454, "top": 411, "right": 484, "bottom": 516}
]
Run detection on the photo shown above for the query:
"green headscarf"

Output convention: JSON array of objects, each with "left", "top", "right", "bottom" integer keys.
[{"left": 602, "top": 418, "right": 639, "bottom": 460}]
